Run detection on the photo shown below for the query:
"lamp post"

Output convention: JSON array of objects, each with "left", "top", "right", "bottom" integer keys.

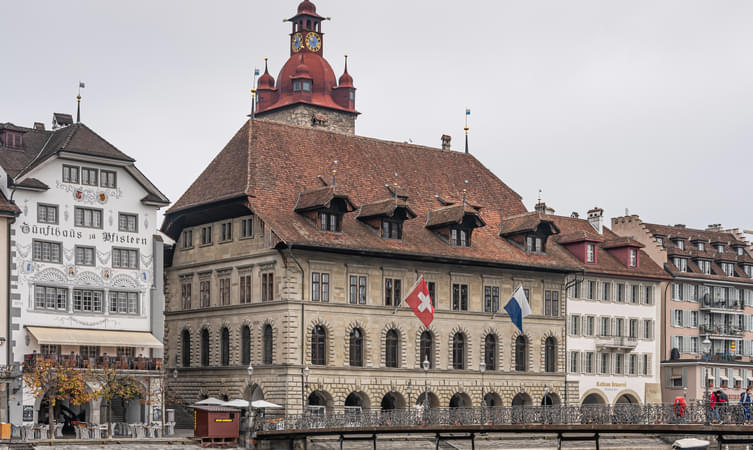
[
  {"left": 480, "top": 361, "right": 486, "bottom": 406},
  {"left": 407, "top": 380, "right": 412, "bottom": 411},
  {"left": 702, "top": 337, "right": 712, "bottom": 425},
  {"left": 302, "top": 365, "right": 310, "bottom": 413},
  {"left": 422, "top": 356, "right": 430, "bottom": 419},
  {"left": 246, "top": 363, "right": 254, "bottom": 449}
]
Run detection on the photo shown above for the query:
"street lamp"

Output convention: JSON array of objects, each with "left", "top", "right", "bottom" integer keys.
[
  {"left": 479, "top": 361, "right": 486, "bottom": 407},
  {"left": 302, "top": 365, "right": 310, "bottom": 413},
  {"left": 407, "top": 380, "right": 412, "bottom": 410},
  {"left": 246, "top": 364, "right": 254, "bottom": 449},
  {"left": 702, "top": 337, "right": 712, "bottom": 425},
  {"left": 422, "top": 356, "right": 430, "bottom": 418}
]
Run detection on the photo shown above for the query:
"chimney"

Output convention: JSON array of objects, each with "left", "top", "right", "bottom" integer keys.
[
  {"left": 441, "top": 135, "right": 451, "bottom": 151},
  {"left": 587, "top": 207, "right": 604, "bottom": 234},
  {"left": 535, "top": 202, "right": 555, "bottom": 215},
  {"left": 33, "top": 122, "right": 45, "bottom": 131},
  {"left": 706, "top": 224, "right": 722, "bottom": 232},
  {"left": 571, "top": 212, "right": 579, "bottom": 219}
]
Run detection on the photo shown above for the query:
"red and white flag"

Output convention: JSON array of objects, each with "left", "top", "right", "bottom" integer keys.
[{"left": 404, "top": 276, "right": 434, "bottom": 327}]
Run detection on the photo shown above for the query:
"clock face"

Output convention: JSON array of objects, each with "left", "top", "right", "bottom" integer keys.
[
  {"left": 292, "top": 33, "right": 303, "bottom": 52},
  {"left": 306, "top": 32, "right": 322, "bottom": 52}
]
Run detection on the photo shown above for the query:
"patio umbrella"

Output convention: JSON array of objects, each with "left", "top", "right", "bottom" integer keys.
[
  {"left": 194, "top": 397, "right": 224, "bottom": 406},
  {"left": 251, "top": 400, "right": 283, "bottom": 409},
  {"left": 223, "top": 399, "right": 250, "bottom": 408}
]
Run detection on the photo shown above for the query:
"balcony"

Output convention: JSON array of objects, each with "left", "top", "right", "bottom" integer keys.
[
  {"left": 700, "top": 299, "right": 743, "bottom": 314},
  {"left": 23, "top": 353, "right": 162, "bottom": 371},
  {"left": 595, "top": 336, "right": 638, "bottom": 351},
  {"left": 699, "top": 324, "right": 744, "bottom": 338}
]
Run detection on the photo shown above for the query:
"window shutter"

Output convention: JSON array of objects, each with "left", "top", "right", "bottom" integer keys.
[
  {"left": 646, "top": 355, "right": 652, "bottom": 376},
  {"left": 670, "top": 310, "right": 676, "bottom": 327},
  {"left": 671, "top": 336, "right": 678, "bottom": 351},
  {"left": 581, "top": 352, "right": 586, "bottom": 374},
  {"left": 682, "top": 367, "right": 688, "bottom": 387},
  {"left": 714, "top": 368, "right": 720, "bottom": 387}
]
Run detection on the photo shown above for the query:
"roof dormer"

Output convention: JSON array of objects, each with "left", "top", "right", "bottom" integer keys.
[
  {"left": 500, "top": 213, "right": 560, "bottom": 254},
  {"left": 557, "top": 231, "right": 603, "bottom": 264},
  {"left": 602, "top": 237, "right": 645, "bottom": 268},
  {"left": 426, "top": 204, "right": 485, "bottom": 248},
  {"left": 294, "top": 186, "right": 356, "bottom": 232},
  {"left": 357, "top": 198, "right": 416, "bottom": 240},
  {"left": 0, "top": 123, "right": 26, "bottom": 149}
]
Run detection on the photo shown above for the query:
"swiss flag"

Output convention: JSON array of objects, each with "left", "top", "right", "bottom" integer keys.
[{"left": 404, "top": 276, "right": 434, "bottom": 327}]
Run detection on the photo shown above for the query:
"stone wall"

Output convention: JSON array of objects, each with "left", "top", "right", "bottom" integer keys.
[{"left": 256, "top": 105, "right": 356, "bottom": 134}]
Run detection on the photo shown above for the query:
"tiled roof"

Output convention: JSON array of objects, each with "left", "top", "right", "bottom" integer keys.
[
  {"left": 547, "top": 215, "right": 669, "bottom": 280},
  {"left": 499, "top": 212, "right": 560, "bottom": 237},
  {"left": 13, "top": 178, "right": 49, "bottom": 190},
  {"left": 357, "top": 198, "right": 416, "bottom": 220},
  {"left": 294, "top": 186, "right": 356, "bottom": 212},
  {"left": 645, "top": 223, "right": 747, "bottom": 247},
  {"left": 425, "top": 204, "right": 484, "bottom": 229},
  {"left": 165, "top": 119, "right": 582, "bottom": 271},
  {"left": 557, "top": 230, "right": 603, "bottom": 245},
  {"left": 0, "top": 190, "right": 20, "bottom": 216},
  {"left": 602, "top": 236, "right": 644, "bottom": 249}
]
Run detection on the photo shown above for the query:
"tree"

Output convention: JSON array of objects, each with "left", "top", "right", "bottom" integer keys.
[
  {"left": 23, "top": 359, "right": 97, "bottom": 441},
  {"left": 92, "top": 368, "right": 144, "bottom": 439}
]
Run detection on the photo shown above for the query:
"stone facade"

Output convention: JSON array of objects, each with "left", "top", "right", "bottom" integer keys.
[
  {"left": 256, "top": 105, "right": 356, "bottom": 135},
  {"left": 165, "top": 215, "right": 571, "bottom": 418}
]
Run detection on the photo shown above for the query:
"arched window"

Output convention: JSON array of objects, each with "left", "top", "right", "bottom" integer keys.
[
  {"left": 263, "top": 325, "right": 274, "bottom": 365},
  {"left": 420, "top": 331, "right": 433, "bottom": 369},
  {"left": 220, "top": 327, "right": 230, "bottom": 366},
  {"left": 515, "top": 335, "right": 528, "bottom": 372},
  {"left": 311, "top": 325, "right": 327, "bottom": 366},
  {"left": 545, "top": 337, "right": 557, "bottom": 373},
  {"left": 452, "top": 333, "right": 465, "bottom": 369},
  {"left": 385, "top": 330, "right": 399, "bottom": 368},
  {"left": 201, "top": 329, "right": 210, "bottom": 367},
  {"left": 484, "top": 334, "right": 497, "bottom": 371},
  {"left": 181, "top": 329, "right": 191, "bottom": 367},
  {"left": 349, "top": 328, "right": 363, "bottom": 367},
  {"left": 241, "top": 326, "right": 251, "bottom": 365}
]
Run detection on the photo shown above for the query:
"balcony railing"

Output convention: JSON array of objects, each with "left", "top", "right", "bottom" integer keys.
[
  {"left": 700, "top": 300, "right": 743, "bottom": 312},
  {"left": 699, "top": 324, "right": 744, "bottom": 337},
  {"left": 595, "top": 336, "right": 638, "bottom": 350},
  {"left": 23, "top": 354, "right": 162, "bottom": 371},
  {"left": 0, "top": 364, "right": 20, "bottom": 380}
]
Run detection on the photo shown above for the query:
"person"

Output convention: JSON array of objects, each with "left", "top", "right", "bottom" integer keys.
[
  {"left": 741, "top": 388, "right": 752, "bottom": 424},
  {"left": 709, "top": 391, "right": 721, "bottom": 424},
  {"left": 673, "top": 395, "right": 687, "bottom": 423},
  {"left": 716, "top": 390, "right": 728, "bottom": 424}
]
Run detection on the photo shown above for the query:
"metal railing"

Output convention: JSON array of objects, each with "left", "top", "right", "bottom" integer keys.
[
  {"left": 256, "top": 403, "right": 752, "bottom": 432},
  {"left": 699, "top": 324, "right": 744, "bottom": 337},
  {"left": 23, "top": 354, "right": 162, "bottom": 371}
]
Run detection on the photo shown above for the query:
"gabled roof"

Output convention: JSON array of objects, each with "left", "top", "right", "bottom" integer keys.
[
  {"left": 294, "top": 185, "right": 356, "bottom": 212},
  {"left": 499, "top": 212, "right": 560, "bottom": 237},
  {"left": 164, "top": 119, "right": 582, "bottom": 272},
  {"left": 357, "top": 198, "right": 416, "bottom": 220},
  {"left": 425, "top": 204, "right": 484, "bottom": 229},
  {"left": 557, "top": 230, "right": 603, "bottom": 245},
  {"left": 602, "top": 236, "right": 645, "bottom": 249}
]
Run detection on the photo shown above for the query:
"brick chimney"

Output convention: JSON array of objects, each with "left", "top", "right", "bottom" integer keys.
[
  {"left": 33, "top": 122, "right": 45, "bottom": 131},
  {"left": 441, "top": 135, "right": 451, "bottom": 151},
  {"left": 588, "top": 207, "right": 604, "bottom": 234},
  {"left": 535, "top": 202, "right": 555, "bottom": 215},
  {"left": 706, "top": 224, "right": 722, "bottom": 232}
]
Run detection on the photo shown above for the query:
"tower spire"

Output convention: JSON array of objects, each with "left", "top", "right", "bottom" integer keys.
[{"left": 76, "top": 81, "right": 85, "bottom": 123}]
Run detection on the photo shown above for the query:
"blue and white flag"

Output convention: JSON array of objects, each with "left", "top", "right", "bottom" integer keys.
[{"left": 504, "top": 285, "right": 531, "bottom": 333}]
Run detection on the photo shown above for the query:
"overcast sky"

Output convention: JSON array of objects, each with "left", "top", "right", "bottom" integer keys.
[{"left": 1, "top": 1, "right": 752, "bottom": 233}]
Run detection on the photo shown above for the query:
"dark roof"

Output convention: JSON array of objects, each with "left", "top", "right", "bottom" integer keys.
[
  {"left": 645, "top": 223, "right": 747, "bottom": 247},
  {"left": 499, "top": 212, "right": 560, "bottom": 237},
  {"left": 602, "top": 236, "right": 645, "bottom": 249},
  {"left": 557, "top": 230, "right": 603, "bottom": 245},
  {"left": 357, "top": 198, "right": 417, "bottom": 220},
  {"left": 548, "top": 215, "right": 669, "bottom": 280},
  {"left": 294, "top": 186, "right": 356, "bottom": 212},
  {"left": 53, "top": 113, "right": 73, "bottom": 127},
  {"left": 165, "top": 119, "right": 582, "bottom": 271},
  {"left": 0, "top": 190, "right": 20, "bottom": 216},
  {"left": 425, "top": 204, "right": 484, "bottom": 229},
  {"left": 13, "top": 178, "right": 49, "bottom": 190}
]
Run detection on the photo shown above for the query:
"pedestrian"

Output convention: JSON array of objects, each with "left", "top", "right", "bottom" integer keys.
[
  {"left": 709, "top": 390, "right": 721, "bottom": 424},
  {"left": 716, "top": 390, "right": 728, "bottom": 424},
  {"left": 673, "top": 395, "right": 687, "bottom": 424},
  {"left": 741, "top": 388, "right": 752, "bottom": 424}
]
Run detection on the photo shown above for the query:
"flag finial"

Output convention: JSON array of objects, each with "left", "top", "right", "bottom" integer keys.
[
  {"left": 331, "top": 160, "right": 338, "bottom": 186},
  {"left": 76, "top": 81, "right": 85, "bottom": 123},
  {"left": 464, "top": 108, "right": 471, "bottom": 154}
]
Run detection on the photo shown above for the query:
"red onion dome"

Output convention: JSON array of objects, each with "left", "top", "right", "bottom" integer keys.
[{"left": 297, "top": 0, "right": 317, "bottom": 14}]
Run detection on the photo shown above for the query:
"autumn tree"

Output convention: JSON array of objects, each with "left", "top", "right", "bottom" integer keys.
[
  {"left": 92, "top": 368, "right": 144, "bottom": 438},
  {"left": 23, "top": 359, "right": 97, "bottom": 441}
]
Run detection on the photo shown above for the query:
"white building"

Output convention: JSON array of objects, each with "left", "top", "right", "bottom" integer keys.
[
  {"left": 543, "top": 207, "right": 667, "bottom": 405},
  {"left": 0, "top": 114, "right": 169, "bottom": 428}
]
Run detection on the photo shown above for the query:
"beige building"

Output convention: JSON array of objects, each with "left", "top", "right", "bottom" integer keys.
[{"left": 0, "top": 185, "right": 20, "bottom": 423}]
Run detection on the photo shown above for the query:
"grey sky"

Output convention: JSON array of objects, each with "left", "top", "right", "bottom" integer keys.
[{"left": 2, "top": 1, "right": 752, "bottom": 233}]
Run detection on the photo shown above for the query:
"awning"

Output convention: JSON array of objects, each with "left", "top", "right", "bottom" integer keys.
[{"left": 26, "top": 326, "right": 162, "bottom": 348}]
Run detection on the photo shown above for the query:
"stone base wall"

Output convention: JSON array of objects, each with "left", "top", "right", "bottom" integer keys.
[{"left": 256, "top": 105, "right": 356, "bottom": 134}]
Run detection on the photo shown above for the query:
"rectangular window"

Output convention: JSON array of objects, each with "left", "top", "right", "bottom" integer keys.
[
  {"left": 182, "top": 229, "right": 193, "bottom": 249},
  {"left": 200, "top": 280, "right": 211, "bottom": 307},
  {"left": 80, "top": 345, "right": 99, "bottom": 359},
  {"left": 545, "top": 290, "right": 559, "bottom": 316},
  {"left": 81, "top": 167, "right": 98, "bottom": 186},
  {"left": 219, "top": 277, "right": 231, "bottom": 305},
  {"left": 599, "top": 353, "right": 610, "bottom": 375},
  {"left": 32, "top": 240, "right": 62, "bottom": 263},
  {"left": 629, "top": 354, "right": 637, "bottom": 375},
  {"left": 630, "top": 285, "right": 639, "bottom": 304},
  {"left": 674, "top": 257, "right": 688, "bottom": 272},
  {"left": 261, "top": 272, "right": 274, "bottom": 302},
  {"left": 100, "top": 170, "right": 117, "bottom": 188},
  {"left": 600, "top": 317, "right": 610, "bottom": 336},
  {"left": 201, "top": 226, "right": 212, "bottom": 245},
  {"left": 698, "top": 260, "right": 711, "bottom": 274},
  {"left": 571, "top": 280, "right": 581, "bottom": 299},
  {"left": 642, "top": 355, "right": 649, "bottom": 376},
  {"left": 585, "top": 352, "right": 594, "bottom": 374},
  {"left": 319, "top": 212, "right": 341, "bottom": 232},
  {"left": 220, "top": 222, "right": 233, "bottom": 242},
  {"left": 570, "top": 315, "right": 581, "bottom": 336},
  {"left": 484, "top": 286, "right": 499, "bottom": 313},
  {"left": 349, "top": 275, "right": 367, "bottom": 304},
  {"left": 381, "top": 219, "right": 402, "bottom": 240},
  {"left": 181, "top": 281, "right": 192, "bottom": 310},
  {"left": 118, "top": 213, "right": 138, "bottom": 233},
  {"left": 312, "top": 272, "right": 330, "bottom": 302},
  {"left": 62, "top": 165, "right": 80, "bottom": 184},
  {"left": 617, "top": 283, "right": 625, "bottom": 303},
  {"left": 746, "top": 266, "right": 753, "bottom": 278},
  {"left": 629, "top": 319, "right": 638, "bottom": 338},
  {"left": 452, "top": 283, "right": 468, "bottom": 311},
  {"left": 34, "top": 286, "right": 67, "bottom": 311},
  {"left": 241, "top": 218, "right": 253, "bottom": 238},
  {"left": 73, "top": 289, "right": 103, "bottom": 313},
  {"left": 587, "top": 281, "right": 596, "bottom": 300},
  {"left": 586, "top": 244, "right": 595, "bottom": 263},
  {"left": 240, "top": 274, "right": 251, "bottom": 304},
  {"left": 643, "top": 319, "right": 653, "bottom": 339},
  {"left": 615, "top": 318, "right": 624, "bottom": 337},
  {"left": 117, "top": 346, "right": 135, "bottom": 358},
  {"left": 569, "top": 352, "right": 579, "bottom": 373},
  {"left": 585, "top": 316, "right": 595, "bottom": 336},
  {"left": 614, "top": 353, "right": 623, "bottom": 375},
  {"left": 385, "top": 278, "right": 402, "bottom": 307},
  {"left": 41, "top": 344, "right": 61, "bottom": 355},
  {"left": 601, "top": 282, "right": 611, "bottom": 301},
  {"left": 74, "top": 207, "right": 103, "bottom": 228},
  {"left": 427, "top": 281, "right": 436, "bottom": 307},
  {"left": 74, "top": 246, "right": 95, "bottom": 266},
  {"left": 629, "top": 249, "right": 637, "bottom": 267},
  {"left": 109, "top": 291, "right": 138, "bottom": 314},
  {"left": 112, "top": 248, "right": 138, "bottom": 269},
  {"left": 644, "top": 286, "right": 654, "bottom": 305},
  {"left": 37, "top": 204, "right": 58, "bottom": 224}
]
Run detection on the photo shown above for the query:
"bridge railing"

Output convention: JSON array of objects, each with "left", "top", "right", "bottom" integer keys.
[{"left": 256, "top": 403, "right": 748, "bottom": 432}]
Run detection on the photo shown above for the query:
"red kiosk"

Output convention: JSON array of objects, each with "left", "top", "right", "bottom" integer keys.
[{"left": 192, "top": 405, "right": 240, "bottom": 448}]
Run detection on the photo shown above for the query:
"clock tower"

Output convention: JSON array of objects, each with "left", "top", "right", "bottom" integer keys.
[{"left": 255, "top": 1, "right": 359, "bottom": 134}]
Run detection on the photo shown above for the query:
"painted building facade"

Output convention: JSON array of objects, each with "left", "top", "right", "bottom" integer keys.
[
  {"left": 0, "top": 116, "right": 169, "bottom": 427},
  {"left": 612, "top": 215, "right": 753, "bottom": 404}
]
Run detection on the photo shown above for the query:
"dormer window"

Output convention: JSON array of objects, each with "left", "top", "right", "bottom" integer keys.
[
  {"left": 697, "top": 242, "right": 705, "bottom": 251},
  {"left": 629, "top": 249, "right": 637, "bottom": 267},
  {"left": 717, "top": 244, "right": 725, "bottom": 253},
  {"left": 656, "top": 237, "right": 664, "bottom": 247},
  {"left": 451, "top": 227, "right": 471, "bottom": 247},
  {"left": 738, "top": 247, "right": 745, "bottom": 256},
  {"left": 745, "top": 265, "right": 753, "bottom": 278},
  {"left": 382, "top": 218, "right": 402, "bottom": 240},
  {"left": 674, "top": 239, "right": 685, "bottom": 250},
  {"left": 319, "top": 211, "right": 341, "bottom": 232},
  {"left": 293, "top": 80, "right": 312, "bottom": 92},
  {"left": 673, "top": 257, "right": 688, "bottom": 272},
  {"left": 526, "top": 235, "right": 543, "bottom": 253},
  {"left": 720, "top": 262, "right": 735, "bottom": 277},
  {"left": 1, "top": 131, "right": 23, "bottom": 148},
  {"left": 586, "top": 244, "right": 595, "bottom": 263},
  {"left": 698, "top": 260, "right": 712, "bottom": 275}
]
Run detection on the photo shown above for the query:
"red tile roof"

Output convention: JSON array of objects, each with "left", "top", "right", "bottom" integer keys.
[
  {"left": 164, "top": 119, "right": 582, "bottom": 271},
  {"left": 602, "top": 236, "right": 645, "bottom": 249},
  {"left": 357, "top": 198, "right": 416, "bottom": 220}
]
